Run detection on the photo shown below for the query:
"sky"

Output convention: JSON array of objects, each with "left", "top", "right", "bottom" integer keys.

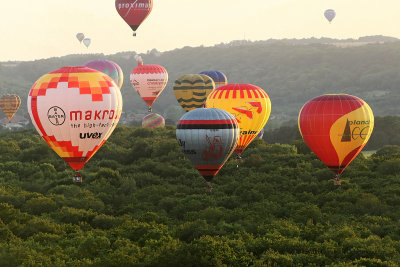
[{"left": 0, "top": 0, "right": 399, "bottom": 61}]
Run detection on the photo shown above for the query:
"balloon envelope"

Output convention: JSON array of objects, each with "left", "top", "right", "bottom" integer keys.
[
  {"left": 142, "top": 113, "right": 165, "bottom": 128},
  {"left": 199, "top": 71, "right": 228, "bottom": 87},
  {"left": 298, "top": 94, "right": 374, "bottom": 175},
  {"left": 257, "top": 128, "right": 264, "bottom": 140},
  {"left": 324, "top": 9, "right": 336, "bottom": 22},
  {"left": 0, "top": 94, "right": 21, "bottom": 121},
  {"left": 206, "top": 84, "right": 271, "bottom": 155},
  {"left": 76, "top": 33, "right": 85, "bottom": 43},
  {"left": 176, "top": 108, "right": 239, "bottom": 182},
  {"left": 130, "top": 60, "right": 168, "bottom": 110},
  {"left": 83, "top": 38, "right": 91, "bottom": 48},
  {"left": 173, "top": 74, "right": 215, "bottom": 112},
  {"left": 84, "top": 60, "right": 124, "bottom": 88},
  {"left": 115, "top": 0, "right": 153, "bottom": 34},
  {"left": 27, "top": 66, "right": 123, "bottom": 172}
]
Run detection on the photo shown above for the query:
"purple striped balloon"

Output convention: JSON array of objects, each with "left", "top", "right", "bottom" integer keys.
[{"left": 142, "top": 113, "right": 165, "bottom": 128}]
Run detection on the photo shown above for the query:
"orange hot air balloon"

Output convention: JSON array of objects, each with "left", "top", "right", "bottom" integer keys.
[
  {"left": 27, "top": 66, "right": 123, "bottom": 182},
  {"left": 0, "top": 94, "right": 21, "bottom": 122},
  {"left": 206, "top": 84, "right": 271, "bottom": 160},
  {"left": 298, "top": 94, "right": 374, "bottom": 185}
]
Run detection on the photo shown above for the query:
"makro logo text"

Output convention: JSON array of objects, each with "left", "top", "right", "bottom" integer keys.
[{"left": 70, "top": 110, "right": 119, "bottom": 121}]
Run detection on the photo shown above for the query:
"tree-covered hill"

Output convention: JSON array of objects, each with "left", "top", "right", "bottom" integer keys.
[
  {"left": 1, "top": 36, "right": 400, "bottom": 127},
  {"left": 0, "top": 126, "right": 400, "bottom": 265}
]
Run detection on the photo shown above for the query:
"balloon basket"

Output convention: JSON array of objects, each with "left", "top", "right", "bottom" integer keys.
[
  {"left": 206, "top": 182, "right": 212, "bottom": 193},
  {"left": 333, "top": 175, "right": 341, "bottom": 186},
  {"left": 148, "top": 107, "right": 152, "bottom": 112},
  {"left": 133, "top": 32, "right": 137, "bottom": 37},
  {"left": 236, "top": 154, "right": 243, "bottom": 167},
  {"left": 73, "top": 171, "right": 82, "bottom": 183}
]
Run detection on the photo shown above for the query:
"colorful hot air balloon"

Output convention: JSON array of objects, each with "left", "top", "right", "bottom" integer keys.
[
  {"left": 199, "top": 71, "right": 228, "bottom": 87},
  {"left": 130, "top": 56, "right": 168, "bottom": 112},
  {"left": 176, "top": 108, "right": 239, "bottom": 192},
  {"left": 142, "top": 113, "right": 165, "bottom": 128},
  {"left": 0, "top": 94, "right": 21, "bottom": 122},
  {"left": 115, "top": 0, "right": 153, "bottom": 36},
  {"left": 173, "top": 74, "right": 215, "bottom": 112},
  {"left": 83, "top": 38, "right": 91, "bottom": 48},
  {"left": 257, "top": 128, "right": 265, "bottom": 140},
  {"left": 298, "top": 94, "right": 374, "bottom": 185},
  {"left": 84, "top": 60, "right": 124, "bottom": 88},
  {"left": 324, "top": 9, "right": 336, "bottom": 23},
  {"left": 76, "top": 33, "right": 85, "bottom": 43},
  {"left": 206, "top": 84, "right": 271, "bottom": 159},
  {"left": 27, "top": 66, "right": 123, "bottom": 182}
]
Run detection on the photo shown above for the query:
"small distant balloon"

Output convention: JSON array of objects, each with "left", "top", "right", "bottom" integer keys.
[
  {"left": 324, "top": 9, "right": 336, "bottom": 23},
  {"left": 142, "top": 113, "right": 165, "bottom": 128},
  {"left": 83, "top": 38, "right": 91, "bottom": 48},
  {"left": 76, "top": 33, "right": 85, "bottom": 43},
  {"left": 257, "top": 128, "right": 264, "bottom": 140},
  {"left": 199, "top": 71, "right": 228, "bottom": 88},
  {"left": 0, "top": 94, "right": 21, "bottom": 122},
  {"left": 84, "top": 60, "right": 124, "bottom": 88}
]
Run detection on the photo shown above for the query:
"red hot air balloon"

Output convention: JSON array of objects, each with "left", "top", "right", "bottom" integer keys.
[
  {"left": 115, "top": 0, "right": 153, "bottom": 36},
  {"left": 298, "top": 94, "right": 374, "bottom": 185},
  {"left": 130, "top": 56, "right": 168, "bottom": 112},
  {"left": 27, "top": 67, "right": 123, "bottom": 183}
]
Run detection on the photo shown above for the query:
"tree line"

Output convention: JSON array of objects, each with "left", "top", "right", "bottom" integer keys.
[{"left": 0, "top": 126, "right": 399, "bottom": 265}]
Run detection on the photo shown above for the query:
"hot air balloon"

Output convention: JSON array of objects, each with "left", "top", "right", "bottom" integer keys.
[
  {"left": 130, "top": 56, "right": 168, "bottom": 112},
  {"left": 142, "top": 113, "right": 165, "bottom": 128},
  {"left": 76, "top": 33, "right": 85, "bottom": 43},
  {"left": 173, "top": 74, "right": 215, "bottom": 112},
  {"left": 176, "top": 108, "right": 239, "bottom": 192},
  {"left": 84, "top": 60, "right": 124, "bottom": 88},
  {"left": 27, "top": 66, "right": 123, "bottom": 183},
  {"left": 199, "top": 71, "right": 228, "bottom": 88},
  {"left": 115, "top": 0, "right": 153, "bottom": 36},
  {"left": 324, "top": 9, "right": 336, "bottom": 23},
  {"left": 206, "top": 84, "right": 271, "bottom": 160},
  {"left": 257, "top": 128, "right": 264, "bottom": 140},
  {"left": 0, "top": 94, "right": 21, "bottom": 122},
  {"left": 83, "top": 38, "right": 91, "bottom": 48},
  {"left": 298, "top": 94, "right": 374, "bottom": 185}
]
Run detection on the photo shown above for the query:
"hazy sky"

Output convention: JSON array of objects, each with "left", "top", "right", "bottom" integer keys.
[{"left": 0, "top": 0, "right": 399, "bottom": 61}]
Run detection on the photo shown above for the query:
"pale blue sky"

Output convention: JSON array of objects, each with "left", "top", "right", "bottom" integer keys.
[{"left": 0, "top": 0, "right": 399, "bottom": 61}]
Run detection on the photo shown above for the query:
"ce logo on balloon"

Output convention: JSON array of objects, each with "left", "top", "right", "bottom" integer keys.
[{"left": 352, "top": 126, "right": 370, "bottom": 140}]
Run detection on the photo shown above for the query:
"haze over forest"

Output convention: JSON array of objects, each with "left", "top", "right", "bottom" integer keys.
[{"left": 1, "top": 35, "right": 400, "bottom": 128}]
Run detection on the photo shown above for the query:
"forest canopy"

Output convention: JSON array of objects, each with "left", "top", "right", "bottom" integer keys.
[{"left": 0, "top": 126, "right": 399, "bottom": 266}]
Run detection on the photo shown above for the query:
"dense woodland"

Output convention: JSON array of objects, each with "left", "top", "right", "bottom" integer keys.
[
  {"left": 1, "top": 36, "right": 400, "bottom": 127},
  {"left": 0, "top": 126, "right": 400, "bottom": 266},
  {"left": 264, "top": 116, "right": 400, "bottom": 151}
]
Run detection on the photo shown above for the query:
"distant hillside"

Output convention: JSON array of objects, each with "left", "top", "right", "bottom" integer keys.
[{"left": 1, "top": 35, "right": 400, "bottom": 128}]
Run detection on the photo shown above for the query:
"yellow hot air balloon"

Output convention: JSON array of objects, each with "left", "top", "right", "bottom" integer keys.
[
  {"left": 173, "top": 74, "right": 215, "bottom": 112},
  {"left": 0, "top": 94, "right": 21, "bottom": 122},
  {"left": 206, "top": 84, "right": 271, "bottom": 159}
]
